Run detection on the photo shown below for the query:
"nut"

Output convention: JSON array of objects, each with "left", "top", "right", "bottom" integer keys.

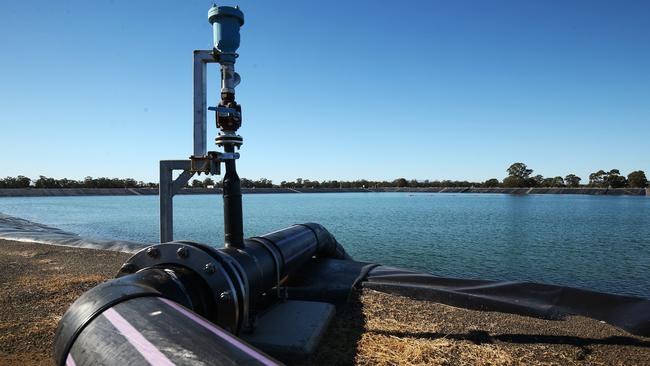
[
  {"left": 146, "top": 247, "right": 159, "bottom": 258},
  {"left": 204, "top": 263, "right": 216, "bottom": 274},
  {"left": 177, "top": 247, "right": 189, "bottom": 259},
  {"left": 219, "top": 291, "right": 232, "bottom": 302}
]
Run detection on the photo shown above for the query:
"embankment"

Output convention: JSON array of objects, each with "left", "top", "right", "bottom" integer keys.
[{"left": 0, "top": 187, "right": 647, "bottom": 197}]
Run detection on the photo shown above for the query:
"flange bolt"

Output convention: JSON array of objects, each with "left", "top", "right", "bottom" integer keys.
[
  {"left": 219, "top": 291, "right": 232, "bottom": 303},
  {"left": 146, "top": 247, "right": 159, "bottom": 258},
  {"left": 177, "top": 247, "right": 189, "bottom": 259},
  {"left": 204, "top": 263, "right": 216, "bottom": 275}
]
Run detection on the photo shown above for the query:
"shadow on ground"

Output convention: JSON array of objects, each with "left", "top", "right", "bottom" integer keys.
[{"left": 293, "top": 290, "right": 366, "bottom": 365}]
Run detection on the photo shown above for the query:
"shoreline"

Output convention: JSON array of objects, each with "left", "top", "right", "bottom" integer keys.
[{"left": 0, "top": 187, "right": 648, "bottom": 197}]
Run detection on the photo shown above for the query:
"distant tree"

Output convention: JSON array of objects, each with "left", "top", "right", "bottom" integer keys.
[
  {"left": 504, "top": 162, "right": 534, "bottom": 187},
  {"left": 530, "top": 174, "right": 544, "bottom": 187},
  {"left": 252, "top": 178, "right": 273, "bottom": 188},
  {"left": 507, "top": 163, "right": 533, "bottom": 179},
  {"left": 203, "top": 178, "right": 215, "bottom": 188},
  {"left": 58, "top": 178, "right": 80, "bottom": 188},
  {"left": 16, "top": 175, "right": 31, "bottom": 188},
  {"left": 542, "top": 176, "right": 565, "bottom": 187},
  {"left": 565, "top": 174, "right": 581, "bottom": 187},
  {"left": 83, "top": 176, "right": 95, "bottom": 188},
  {"left": 0, "top": 175, "right": 31, "bottom": 188},
  {"left": 604, "top": 169, "right": 627, "bottom": 188},
  {"left": 502, "top": 176, "right": 521, "bottom": 188},
  {"left": 551, "top": 175, "right": 564, "bottom": 187},
  {"left": 1, "top": 176, "right": 32, "bottom": 188},
  {"left": 394, "top": 178, "right": 408, "bottom": 188},
  {"left": 627, "top": 170, "right": 648, "bottom": 188},
  {"left": 191, "top": 179, "right": 203, "bottom": 188},
  {"left": 123, "top": 178, "right": 137, "bottom": 188},
  {"left": 589, "top": 170, "right": 607, "bottom": 187},
  {"left": 483, "top": 178, "right": 500, "bottom": 188},
  {"left": 34, "top": 176, "right": 60, "bottom": 188}
]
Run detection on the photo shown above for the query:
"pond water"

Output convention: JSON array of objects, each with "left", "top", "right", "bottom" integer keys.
[{"left": 1, "top": 192, "right": 648, "bottom": 297}]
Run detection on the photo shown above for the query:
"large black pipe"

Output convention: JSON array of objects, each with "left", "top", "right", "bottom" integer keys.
[
  {"left": 55, "top": 270, "right": 280, "bottom": 366},
  {"left": 222, "top": 144, "right": 244, "bottom": 249},
  {"left": 55, "top": 224, "right": 347, "bottom": 366}
]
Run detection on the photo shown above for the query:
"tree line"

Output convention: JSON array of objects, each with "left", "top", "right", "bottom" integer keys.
[
  {"left": 1, "top": 164, "right": 647, "bottom": 189},
  {"left": 496, "top": 163, "right": 648, "bottom": 188},
  {"left": 0, "top": 176, "right": 158, "bottom": 189}
]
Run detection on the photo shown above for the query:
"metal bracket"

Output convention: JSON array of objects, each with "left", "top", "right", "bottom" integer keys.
[
  {"left": 193, "top": 50, "right": 220, "bottom": 157},
  {"left": 189, "top": 151, "right": 240, "bottom": 175},
  {"left": 160, "top": 50, "right": 223, "bottom": 243},
  {"left": 190, "top": 151, "right": 222, "bottom": 175},
  {"left": 160, "top": 160, "right": 195, "bottom": 243}
]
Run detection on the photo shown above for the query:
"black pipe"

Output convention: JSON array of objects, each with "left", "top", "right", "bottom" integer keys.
[
  {"left": 55, "top": 224, "right": 348, "bottom": 365},
  {"left": 68, "top": 297, "right": 279, "bottom": 366},
  {"left": 219, "top": 223, "right": 348, "bottom": 309},
  {"left": 222, "top": 144, "right": 244, "bottom": 249}
]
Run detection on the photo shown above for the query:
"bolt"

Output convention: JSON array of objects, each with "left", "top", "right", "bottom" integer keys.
[
  {"left": 204, "top": 263, "right": 216, "bottom": 275},
  {"left": 177, "top": 247, "right": 189, "bottom": 259},
  {"left": 219, "top": 291, "right": 232, "bottom": 302},
  {"left": 146, "top": 247, "right": 159, "bottom": 258}
]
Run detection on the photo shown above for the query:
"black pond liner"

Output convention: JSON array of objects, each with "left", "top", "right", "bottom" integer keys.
[{"left": 284, "top": 257, "right": 650, "bottom": 337}]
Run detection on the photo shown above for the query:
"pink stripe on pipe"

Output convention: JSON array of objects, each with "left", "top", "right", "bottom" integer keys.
[
  {"left": 103, "top": 308, "right": 175, "bottom": 366},
  {"left": 66, "top": 354, "right": 76, "bottom": 366},
  {"left": 159, "top": 298, "right": 278, "bottom": 366}
]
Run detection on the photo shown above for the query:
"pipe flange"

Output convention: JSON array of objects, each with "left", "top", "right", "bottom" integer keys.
[
  {"left": 215, "top": 134, "right": 243, "bottom": 147},
  {"left": 118, "top": 243, "right": 240, "bottom": 333},
  {"left": 175, "top": 241, "right": 250, "bottom": 333}
]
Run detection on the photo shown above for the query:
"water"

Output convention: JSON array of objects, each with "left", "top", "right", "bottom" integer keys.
[{"left": 1, "top": 193, "right": 648, "bottom": 298}]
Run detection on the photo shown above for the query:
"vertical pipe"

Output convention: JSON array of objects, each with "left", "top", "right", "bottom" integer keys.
[
  {"left": 223, "top": 145, "right": 244, "bottom": 249},
  {"left": 159, "top": 161, "right": 173, "bottom": 243}
]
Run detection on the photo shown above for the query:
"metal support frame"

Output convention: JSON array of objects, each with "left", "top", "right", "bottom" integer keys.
[
  {"left": 160, "top": 50, "right": 220, "bottom": 243},
  {"left": 160, "top": 160, "right": 194, "bottom": 243},
  {"left": 193, "top": 50, "right": 219, "bottom": 157}
]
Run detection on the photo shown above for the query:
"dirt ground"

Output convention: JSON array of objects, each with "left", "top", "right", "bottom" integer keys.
[
  {"left": 1, "top": 239, "right": 648, "bottom": 365},
  {"left": 0, "top": 240, "right": 130, "bottom": 365}
]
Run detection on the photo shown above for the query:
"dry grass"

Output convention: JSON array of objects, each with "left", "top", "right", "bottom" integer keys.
[
  {"left": 301, "top": 289, "right": 650, "bottom": 366},
  {"left": 0, "top": 240, "right": 129, "bottom": 366}
]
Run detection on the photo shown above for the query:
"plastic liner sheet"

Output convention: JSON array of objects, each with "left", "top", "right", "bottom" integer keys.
[
  {"left": 0, "top": 213, "right": 145, "bottom": 253},
  {"left": 363, "top": 266, "right": 650, "bottom": 337},
  {"left": 286, "top": 258, "right": 377, "bottom": 305}
]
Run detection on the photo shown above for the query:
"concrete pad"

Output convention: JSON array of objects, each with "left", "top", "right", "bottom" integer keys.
[{"left": 241, "top": 300, "right": 335, "bottom": 358}]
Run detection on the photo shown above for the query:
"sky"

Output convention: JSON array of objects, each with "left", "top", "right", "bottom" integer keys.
[{"left": 1, "top": 1, "right": 649, "bottom": 184}]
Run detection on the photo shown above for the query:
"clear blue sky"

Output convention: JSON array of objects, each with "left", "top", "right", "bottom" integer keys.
[{"left": 2, "top": 1, "right": 648, "bottom": 183}]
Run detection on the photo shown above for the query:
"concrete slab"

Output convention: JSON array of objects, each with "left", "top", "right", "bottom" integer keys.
[{"left": 241, "top": 300, "right": 335, "bottom": 358}]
